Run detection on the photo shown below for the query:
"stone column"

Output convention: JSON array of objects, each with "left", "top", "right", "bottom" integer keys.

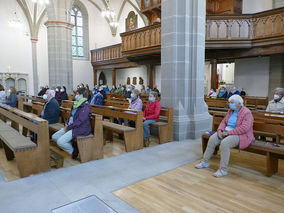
[
  {"left": 149, "top": 65, "right": 155, "bottom": 89},
  {"left": 93, "top": 68, "right": 97, "bottom": 86},
  {"left": 31, "top": 39, "right": 39, "bottom": 95},
  {"left": 45, "top": 0, "right": 74, "bottom": 94},
  {"left": 161, "top": 0, "right": 212, "bottom": 140}
]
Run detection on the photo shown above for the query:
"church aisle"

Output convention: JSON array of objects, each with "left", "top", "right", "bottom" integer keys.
[{"left": 114, "top": 149, "right": 284, "bottom": 213}]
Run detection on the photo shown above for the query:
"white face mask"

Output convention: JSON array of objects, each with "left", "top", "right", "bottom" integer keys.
[
  {"left": 43, "top": 94, "right": 48, "bottom": 100},
  {"left": 55, "top": 88, "right": 59, "bottom": 92},
  {"left": 274, "top": 94, "right": 280, "bottom": 101},
  {"left": 8, "top": 89, "right": 11, "bottom": 93},
  {"left": 60, "top": 89, "right": 64, "bottom": 92}
]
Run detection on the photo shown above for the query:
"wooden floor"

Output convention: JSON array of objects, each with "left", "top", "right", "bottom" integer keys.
[
  {"left": 114, "top": 150, "right": 284, "bottom": 213},
  {"left": 0, "top": 136, "right": 159, "bottom": 182}
]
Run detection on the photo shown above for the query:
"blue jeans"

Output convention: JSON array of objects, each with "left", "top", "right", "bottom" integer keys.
[
  {"left": 52, "top": 128, "right": 73, "bottom": 154},
  {"left": 143, "top": 120, "right": 156, "bottom": 139}
]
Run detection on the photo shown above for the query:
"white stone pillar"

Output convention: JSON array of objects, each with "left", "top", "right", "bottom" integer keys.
[
  {"left": 31, "top": 39, "right": 39, "bottom": 95},
  {"left": 45, "top": 0, "right": 74, "bottom": 93},
  {"left": 161, "top": 0, "right": 212, "bottom": 140}
]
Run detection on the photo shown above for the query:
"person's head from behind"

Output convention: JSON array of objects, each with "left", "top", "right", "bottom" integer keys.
[
  {"left": 44, "top": 89, "right": 55, "bottom": 101},
  {"left": 149, "top": 91, "right": 158, "bottom": 103},
  {"left": 9, "top": 87, "right": 16, "bottom": 94},
  {"left": 76, "top": 88, "right": 88, "bottom": 101},
  {"left": 274, "top": 88, "right": 284, "bottom": 102},
  {"left": 228, "top": 95, "right": 243, "bottom": 111},
  {"left": 0, "top": 85, "right": 4, "bottom": 91},
  {"left": 231, "top": 86, "right": 237, "bottom": 93},
  {"left": 131, "top": 89, "right": 140, "bottom": 100}
]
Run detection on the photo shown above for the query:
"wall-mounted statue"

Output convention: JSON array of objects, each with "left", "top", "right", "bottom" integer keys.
[
  {"left": 132, "top": 77, "right": 137, "bottom": 85},
  {"left": 139, "top": 77, "right": 144, "bottom": 85},
  {"left": 126, "top": 11, "right": 137, "bottom": 32},
  {"left": 127, "top": 77, "right": 131, "bottom": 85}
]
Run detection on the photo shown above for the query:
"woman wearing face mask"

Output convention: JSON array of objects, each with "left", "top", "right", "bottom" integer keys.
[
  {"left": 57, "top": 86, "right": 68, "bottom": 105},
  {"left": 119, "top": 89, "right": 143, "bottom": 126},
  {"left": 142, "top": 91, "right": 161, "bottom": 147},
  {"left": 266, "top": 88, "right": 284, "bottom": 113},
  {"left": 5, "top": 87, "right": 18, "bottom": 107},
  {"left": 52, "top": 88, "right": 92, "bottom": 158},
  {"left": 145, "top": 86, "right": 152, "bottom": 94},
  {"left": 55, "top": 86, "right": 61, "bottom": 100},
  {"left": 195, "top": 95, "right": 254, "bottom": 178}
]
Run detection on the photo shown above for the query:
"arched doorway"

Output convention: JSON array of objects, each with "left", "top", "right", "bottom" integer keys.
[{"left": 98, "top": 72, "right": 107, "bottom": 85}]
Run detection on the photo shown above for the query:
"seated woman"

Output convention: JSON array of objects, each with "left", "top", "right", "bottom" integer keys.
[
  {"left": 57, "top": 86, "right": 68, "bottom": 105},
  {"left": 90, "top": 87, "right": 104, "bottom": 106},
  {"left": 208, "top": 89, "right": 217, "bottom": 98},
  {"left": 52, "top": 88, "right": 92, "bottom": 158},
  {"left": 195, "top": 95, "right": 254, "bottom": 177},
  {"left": 0, "top": 84, "right": 6, "bottom": 104},
  {"left": 227, "top": 86, "right": 241, "bottom": 99},
  {"left": 6, "top": 87, "right": 18, "bottom": 107},
  {"left": 143, "top": 91, "right": 161, "bottom": 147}
]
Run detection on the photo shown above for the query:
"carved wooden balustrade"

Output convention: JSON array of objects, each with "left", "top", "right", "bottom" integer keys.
[
  {"left": 206, "top": 8, "right": 284, "bottom": 48},
  {"left": 120, "top": 23, "right": 161, "bottom": 57},
  {"left": 91, "top": 8, "right": 283, "bottom": 64}
]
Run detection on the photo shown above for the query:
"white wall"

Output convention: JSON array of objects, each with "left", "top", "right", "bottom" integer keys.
[
  {"left": 204, "top": 61, "right": 211, "bottom": 94},
  {"left": 243, "top": 0, "right": 273, "bottom": 14},
  {"left": 154, "top": 65, "right": 161, "bottom": 91},
  {"left": 217, "top": 63, "right": 235, "bottom": 85},
  {"left": 234, "top": 57, "right": 270, "bottom": 97},
  {"left": 0, "top": 0, "right": 34, "bottom": 94}
]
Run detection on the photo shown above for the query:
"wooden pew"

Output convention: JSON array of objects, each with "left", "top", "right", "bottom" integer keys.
[
  {"left": 201, "top": 113, "right": 284, "bottom": 176},
  {"left": 0, "top": 104, "right": 50, "bottom": 177},
  {"left": 90, "top": 105, "right": 143, "bottom": 152}
]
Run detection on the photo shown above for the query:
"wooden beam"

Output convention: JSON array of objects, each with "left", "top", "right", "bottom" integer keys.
[
  {"left": 112, "top": 68, "right": 116, "bottom": 86},
  {"left": 149, "top": 65, "right": 155, "bottom": 89},
  {"left": 93, "top": 68, "right": 97, "bottom": 86},
  {"left": 211, "top": 59, "right": 218, "bottom": 90}
]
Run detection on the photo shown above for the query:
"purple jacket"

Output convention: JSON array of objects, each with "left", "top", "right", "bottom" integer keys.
[
  {"left": 129, "top": 97, "right": 143, "bottom": 111},
  {"left": 66, "top": 101, "right": 92, "bottom": 138}
]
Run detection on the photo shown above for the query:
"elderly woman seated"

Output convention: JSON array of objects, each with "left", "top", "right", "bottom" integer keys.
[
  {"left": 195, "top": 95, "right": 255, "bottom": 177},
  {"left": 266, "top": 88, "right": 284, "bottom": 113}
]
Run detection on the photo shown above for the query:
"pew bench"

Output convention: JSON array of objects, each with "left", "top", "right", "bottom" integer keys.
[
  {"left": 201, "top": 115, "right": 284, "bottom": 177},
  {"left": 0, "top": 104, "right": 50, "bottom": 177}
]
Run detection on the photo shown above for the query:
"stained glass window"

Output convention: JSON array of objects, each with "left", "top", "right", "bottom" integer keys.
[{"left": 71, "top": 7, "right": 84, "bottom": 57}]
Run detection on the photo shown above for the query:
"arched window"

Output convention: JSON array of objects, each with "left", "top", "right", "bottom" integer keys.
[{"left": 71, "top": 7, "right": 84, "bottom": 57}]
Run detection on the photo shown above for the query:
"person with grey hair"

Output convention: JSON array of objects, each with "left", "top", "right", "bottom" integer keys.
[
  {"left": 40, "top": 89, "right": 60, "bottom": 124},
  {"left": 195, "top": 95, "right": 254, "bottom": 178},
  {"left": 227, "top": 86, "right": 241, "bottom": 99},
  {"left": 266, "top": 88, "right": 284, "bottom": 113}
]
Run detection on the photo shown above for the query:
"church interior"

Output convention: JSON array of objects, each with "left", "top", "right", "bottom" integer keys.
[{"left": 0, "top": 0, "right": 283, "bottom": 212}]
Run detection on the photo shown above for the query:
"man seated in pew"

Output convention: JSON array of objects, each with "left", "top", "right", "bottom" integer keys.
[
  {"left": 143, "top": 91, "right": 161, "bottom": 147},
  {"left": 227, "top": 86, "right": 241, "bottom": 99},
  {"left": 114, "top": 84, "right": 122, "bottom": 94},
  {"left": 195, "top": 95, "right": 254, "bottom": 178},
  {"left": 110, "top": 85, "right": 116, "bottom": 94},
  {"left": 140, "top": 85, "right": 146, "bottom": 94},
  {"left": 266, "top": 88, "right": 284, "bottom": 113},
  {"left": 52, "top": 88, "right": 92, "bottom": 158},
  {"left": 103, "top": 85, "right": 110, "bottom": 93},
  {"left": 57, "top": 86, "right": 68, "bottom": 105},
  {"left": 90, "top": 87, "right": 104, "bottom": 106},
  {"left": 217, "top": 86, "right": 227, "bottom": 99},
  {"left": 41, "top": 89, "right": 60, "bottom": 124},
  {"left": 38, "top": 85, "right": 49, "bottom": 96},
  {"left": 125, "top": 85, "right": 134, "bottom": 99},
  {"left": 5, "top": 87, "right": 18, "bottom": 107},
  {"left": 146, "top": 86, "right": 152, "bottom": 94}
]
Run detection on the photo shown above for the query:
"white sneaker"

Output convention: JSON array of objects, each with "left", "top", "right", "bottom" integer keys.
[
  {"left": 195, "top": 161, "right": 210, "bottom": 169},
  {"left": 213, "top": 169, "right": 228, "bottom": 178}
]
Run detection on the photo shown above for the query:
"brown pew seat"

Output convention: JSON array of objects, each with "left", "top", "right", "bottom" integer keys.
[
  {"left": 249, "top": 140, "right": 284, "bottom": 153},
  {"left": 49, "top": 123, "right": 64, "bottom": 133},
  {"left": 151, "top": 121, "right": 168, "bottom": 127},
  {"left": 103, "top": 122, "right": 135, "bottom": 132}
]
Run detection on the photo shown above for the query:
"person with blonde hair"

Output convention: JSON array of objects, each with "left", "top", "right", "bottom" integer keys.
[
  {"left": 195, "top": 95, "right": 254, "bottom": 177},
  {"left": 6, "top": 87, "right": 18, "bottom": 107}
]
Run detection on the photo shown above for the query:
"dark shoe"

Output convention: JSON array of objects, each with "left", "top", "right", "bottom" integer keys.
[
  {"left": 71, "top": 139, "right": 79, "bottom": 159},
  {"left": 144, "top": 138, "right": 150, "bottom": 147}
]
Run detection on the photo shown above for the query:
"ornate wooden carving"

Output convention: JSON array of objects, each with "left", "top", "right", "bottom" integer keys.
[{"left": 132, "top": 77, "right": 137, "bottom": 85}]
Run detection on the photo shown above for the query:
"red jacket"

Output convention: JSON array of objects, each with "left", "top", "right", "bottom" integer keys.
[
  {"left": 143, "top": 100, "right": 161, "bottom": 122},
  {"left": 218, "top": 106, "right": 255, "bottom": 150}
]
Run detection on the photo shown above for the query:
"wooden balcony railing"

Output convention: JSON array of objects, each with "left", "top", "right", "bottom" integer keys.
[
  {"left": 91, "top": 8, "right": 283, "bottom": 63},
  {"left": 120, "top": 23, "right": 161, "bottom": 56},
  {"left": 206, "top": 8, "right": 284, "bottom": 48},
  {"left": 91, "top": 44, "right": 122, "bottom": 62}
]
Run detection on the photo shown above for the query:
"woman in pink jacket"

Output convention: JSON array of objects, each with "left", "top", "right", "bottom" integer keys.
[{"left": 195, "top": 95, "right": 255, "bottom": 177}]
